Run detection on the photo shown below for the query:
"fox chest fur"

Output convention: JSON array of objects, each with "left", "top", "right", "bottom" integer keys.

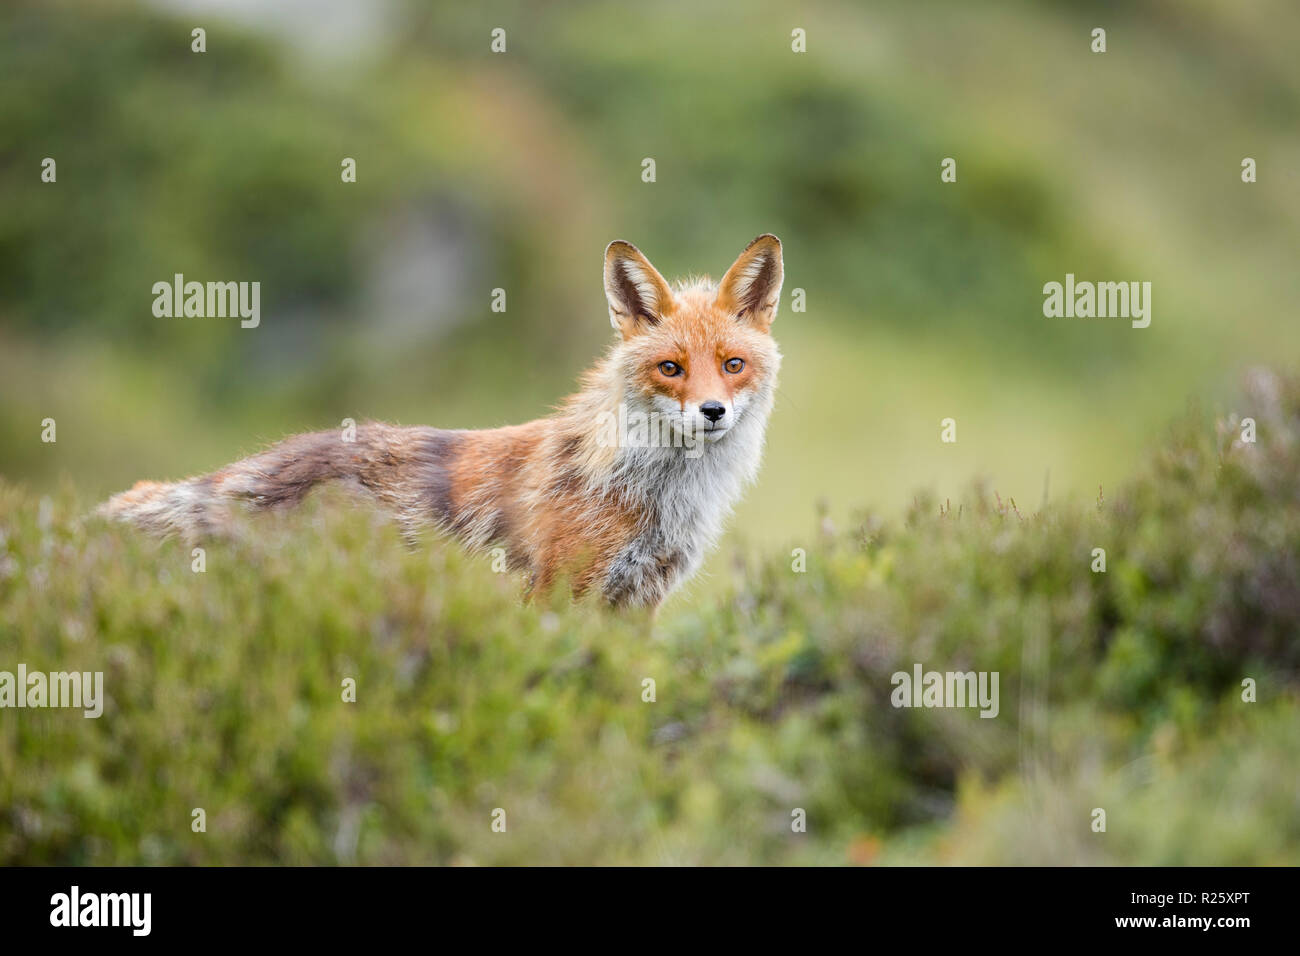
[{"left": 562, "top": 383, "right": 774, "bottom": 606}]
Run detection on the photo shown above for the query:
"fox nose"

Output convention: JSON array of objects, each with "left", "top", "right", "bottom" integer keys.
[{"left": 700, "top": 401, "right": 727, "bottom": 423}]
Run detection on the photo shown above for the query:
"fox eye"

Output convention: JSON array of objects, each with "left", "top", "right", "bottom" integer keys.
[
  {"left": 658, "top": 361, "right": 682, "bottom": 377},
  {"left": 724, "top": 357, "right": 745, "bottom": 374}
]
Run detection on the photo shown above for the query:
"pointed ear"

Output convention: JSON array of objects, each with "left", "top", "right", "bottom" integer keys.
[
  {"left": 604, "top": 241, "right": 675, "bottom": 339},
  {"left": 715, "top": 234, "right": 783, "bottom": 331}
]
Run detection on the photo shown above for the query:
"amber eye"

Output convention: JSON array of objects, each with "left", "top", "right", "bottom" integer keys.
[
  {"left": 724, "top": 357, "right": 745, "bottom": 374},
  {"left": 658, "top": 361, "right": 682, "bottom": 377}
]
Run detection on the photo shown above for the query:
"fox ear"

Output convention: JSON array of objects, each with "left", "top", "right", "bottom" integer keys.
[
  {"left": 716, "top": 234, "right": 783, "bottom": 331},
  {"left": 604, "top": 241, "right": 675, "bottom": 339}
]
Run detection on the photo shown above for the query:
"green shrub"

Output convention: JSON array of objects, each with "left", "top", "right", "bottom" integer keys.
[{"left": 1, "top": 370, "right": 1297, "bottom": 863}]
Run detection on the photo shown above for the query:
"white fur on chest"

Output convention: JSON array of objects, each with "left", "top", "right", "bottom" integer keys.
[
  {"left": 652, "top": 410, "right": 766, "bottom": 555},
  {"left": 600, "top": 391, "right": 772, "bottom": 603}
]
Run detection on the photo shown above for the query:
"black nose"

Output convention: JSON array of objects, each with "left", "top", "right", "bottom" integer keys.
[{"left": 700, "top": 401, "right": 726, "bottom": 423}]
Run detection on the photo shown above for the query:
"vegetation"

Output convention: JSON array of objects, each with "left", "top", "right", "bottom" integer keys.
[
  {"left": 4, "top": 0, "right": 1300, "bottom": 538},
  {"left": 2, "top": 370, "right": 1296, "bottom": 865}
]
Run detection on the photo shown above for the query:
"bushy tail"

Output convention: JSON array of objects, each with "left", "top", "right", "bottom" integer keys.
[
  {"left": 97, "top": 424, "right": 457, "bottom": 541},
  {"left": 97, "top": 477, "right": 227, "bottom": 540}
]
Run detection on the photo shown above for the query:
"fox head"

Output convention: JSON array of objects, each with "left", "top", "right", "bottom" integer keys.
[{"left": 602, "top": 234, "right": 784, "bottom": 446}]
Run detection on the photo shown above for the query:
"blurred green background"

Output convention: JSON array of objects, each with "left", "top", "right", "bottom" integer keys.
[{"left": 3, "top": 0, "right": 1298, "bottom": 540}]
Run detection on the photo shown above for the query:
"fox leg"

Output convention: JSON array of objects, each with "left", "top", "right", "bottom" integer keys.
[{"left": 600, "top": 534, "right": 686, "bottom": 609}]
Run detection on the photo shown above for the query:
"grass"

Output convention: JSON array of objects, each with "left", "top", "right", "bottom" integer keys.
[{"left": 1, "top": 368, "right": 1297, "bottom": 865}]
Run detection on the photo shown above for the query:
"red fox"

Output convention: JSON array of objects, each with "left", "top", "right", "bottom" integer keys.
[{"left": 100, "top": 235, "right": 784, "bottom": 609}]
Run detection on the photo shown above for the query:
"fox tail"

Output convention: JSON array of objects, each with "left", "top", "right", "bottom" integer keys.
[{"left": 97, "top": 424, "right": 453, "bottom": 541}]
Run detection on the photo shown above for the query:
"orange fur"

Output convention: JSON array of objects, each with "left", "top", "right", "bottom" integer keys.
[{"left": 99, "top": 236, "right": 786, "bottom": 609}]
